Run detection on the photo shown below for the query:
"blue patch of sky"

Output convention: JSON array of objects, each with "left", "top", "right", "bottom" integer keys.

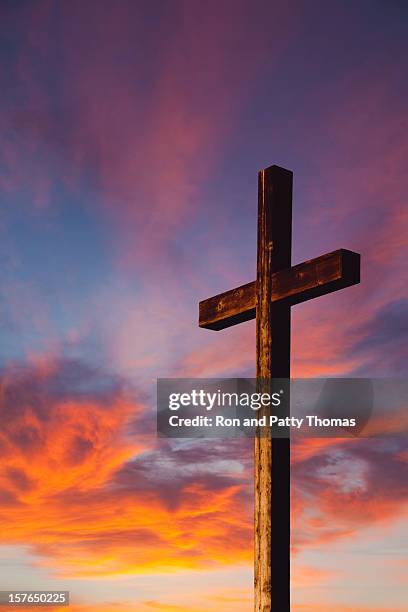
[{"left": 0, "top": 180, "right": 116, "bottom": 366}]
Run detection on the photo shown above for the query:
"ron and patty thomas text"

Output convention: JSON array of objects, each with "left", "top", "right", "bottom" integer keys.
[
  {"left": 167, "top": 414, "right": 356, "bottom": 428},
  {"left": 166, "top": 390, "right": 356, "bottom": 429}
]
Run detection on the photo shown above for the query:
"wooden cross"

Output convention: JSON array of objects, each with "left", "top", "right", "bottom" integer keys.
[{"left": 199, "top": 165, "right": 360, "bottom": 612}]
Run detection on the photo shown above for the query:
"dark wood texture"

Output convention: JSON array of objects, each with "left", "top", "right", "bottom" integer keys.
[
  {"left": 199, "top": 249, "right": 360, "bottom": 331},
  {"left": 255, "top": 166, "right": 292, "bottom": 612}
]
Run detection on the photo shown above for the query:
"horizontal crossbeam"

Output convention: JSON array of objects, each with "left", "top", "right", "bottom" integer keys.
[{"left": 199, "top": 248, "right": 360, "bottom": 330}]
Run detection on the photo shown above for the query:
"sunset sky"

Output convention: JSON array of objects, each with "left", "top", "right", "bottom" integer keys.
[{"left": 0, "top": 1, "right": 407, "bottom": 610}]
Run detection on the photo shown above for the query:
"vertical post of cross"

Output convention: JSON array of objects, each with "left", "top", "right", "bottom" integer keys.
[
  {"left": 199, "top": 163, "right": 360, "bottom": 610},
  {"left": 255, "top": 165, "right": 292, "bottom": 611}
]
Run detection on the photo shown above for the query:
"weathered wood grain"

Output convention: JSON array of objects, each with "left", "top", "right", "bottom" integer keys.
[
  {"left": 255, "top": 165, "right": 292, "bottom": 611},
  {"left": 199, "top": 249, "right": 360, "bottom": 330}
]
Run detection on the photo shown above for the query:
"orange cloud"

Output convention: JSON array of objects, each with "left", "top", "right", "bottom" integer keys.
[
  {"left": 292, "top": 564, "right": 337, "bottom": 587},
  {"left": 0, "top": 596, "right": 250, "bottom": 612},
  {"left": 1, "top": 355, "right": 407, "bottom": 586},
  {"left": 0, "top": 398, "right": 137, "bottom": 498},
  {"left": 291, "top": 437, "right": 408, "bottom": 553},
  {"left": 0, "top": 358, "right": 252, "bottom": 578}
]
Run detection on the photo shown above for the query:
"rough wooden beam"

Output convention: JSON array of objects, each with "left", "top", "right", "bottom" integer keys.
[
  {"left": 199, "top": 248, "right": 360, "bottom": 330},
  {"left": 255, "top": 165, "right": 292, "bottom": 611}
]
